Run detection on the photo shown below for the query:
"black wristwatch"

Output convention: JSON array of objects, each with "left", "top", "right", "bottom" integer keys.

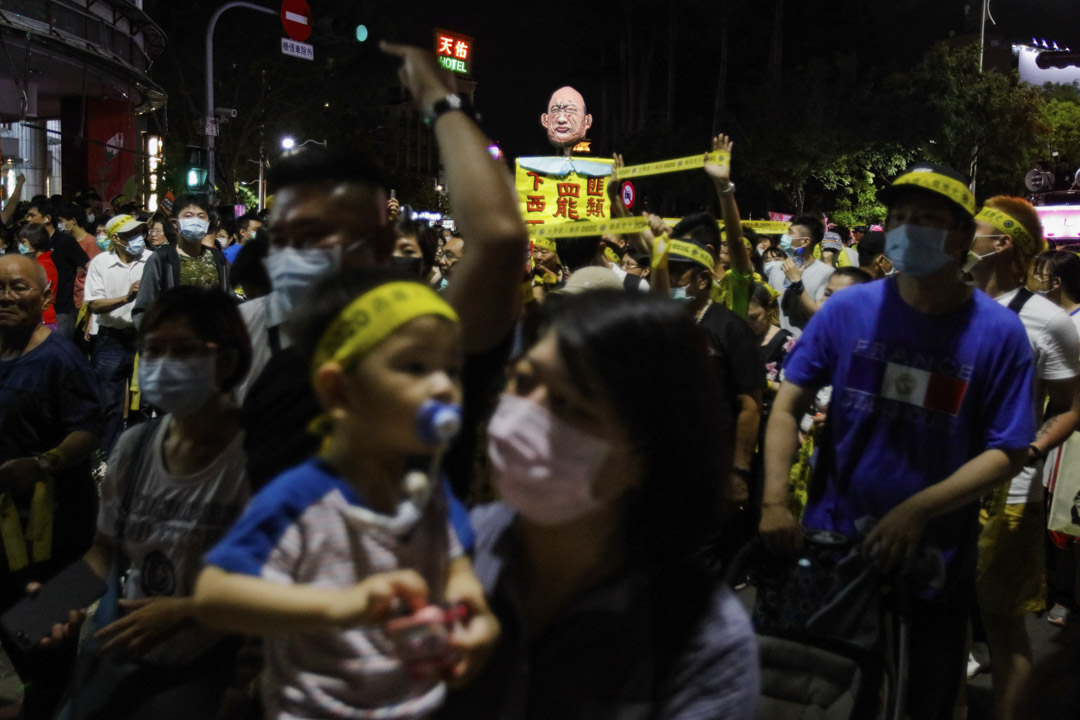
[
  {"left": 1027, "top": 444, "right": 1045, "bottom": 466},
  {"left": 423, "top": 93, "right": 476, "bottom": 127},
  {"left": 788, "top": 280, "right": 804, "bottom": 295}
]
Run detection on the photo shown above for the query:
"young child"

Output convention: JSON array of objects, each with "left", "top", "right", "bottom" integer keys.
[{"left": 194, "top": 270, "right": 497, "bottom": 719}]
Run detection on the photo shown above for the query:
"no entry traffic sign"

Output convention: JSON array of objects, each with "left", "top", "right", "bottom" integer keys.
[
  {"left": 621, "top": 181, "right": 635, "bottom": 210},
  {"left": 281, "top": 0, "right": 311, "bottom": 42}
]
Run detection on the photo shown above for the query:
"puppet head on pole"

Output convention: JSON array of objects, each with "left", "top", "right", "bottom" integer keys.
[{"left": 541, "top": 86, "right": 593, "bottom": 156}]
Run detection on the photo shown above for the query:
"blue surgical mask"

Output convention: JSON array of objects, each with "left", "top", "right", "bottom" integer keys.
[
  {"left": 670, "top": 285, "right": 692, "bottom": 304},
  {"left": 96, "top": 233, "right": 111, "bottom": 251},
  {"left": 125, "top": 235, "right": 146, "bottom": 256},
  {"left": 177, "top": 217, "right": 209, "bottom": 241},
  {"left": 779, "top": 233, "right": 793, "bottom": 255},
  {"left": 264, "top": 245, "right": 342, "bottom": 326},
  {"left": 884, "top": 224, "right": 954, "bottom": 278},
  {"left": 138, "top": 355, "right": 218, "bottom": 417},
  {"left": 17, "top": 242, "right": 29, "bottom": 254}
]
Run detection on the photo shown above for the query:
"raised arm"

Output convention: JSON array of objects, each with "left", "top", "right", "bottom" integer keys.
[
  {"left": 704, "top": 135, "right": 752, "bottom": 277},
  {"left": 0, "top": 174, "right": 25, "bottom": 225},
  {"left": 381, "top": 42, "right": 528, "bottom": 354}
]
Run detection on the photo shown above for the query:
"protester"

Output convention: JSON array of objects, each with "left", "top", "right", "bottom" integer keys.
[
  {"left": 1033, "top": 250, "right": 1080, "bottom": 327},
  {"left": 84, "top": 214, "right": 151, "bottom": 451},
  {"left": 746, "top": 281, "right": 792, "bottom": 408},
  {"left": 857, "top": 229, "right": 893, "bottom": 279},
  {"left": 48, "top": 286, "right": 252, "bottom": 719},
  {"left": 58, "top": 204, "right": 100, "bottom": 263},
  {"left": 759, "top": 162, "right": 1038, "bottom": 720},
  {"left": 770, "top": 214, "right": 834, "bottom": 333},
  {"left": 131, "top": 194, "right": 229, "bottom": 328},
  {"left": 146, "top": 212, "right": 171, "bottom": 248},
  {"left": 0, "top": 174, "right": 25, "bottom": 226},
  {"left": 19, "top": 222, "right": 58, "bottom": 328},
  {"left": 24, "top": 200, "right": 90, "bottom": 339},
  {"left": 392, "top": 216, "right": 439, "bottom": 282},
  {"left": 0, "top": 253, "right": 103, "bottom": 717},
  {"left": 223, "top": 212, "right": 261, "bottom": 264},
  {"left": 239, "top": 41, "right": 527, "bottom": 501},
  {"left": 966, "top": 196, "right": 1080, "bottom": 720},
  {"left": 440, "top": 290, "right": 759, "bottom": 719},
  {"left": 195, "top": 270, "right": 498, "bottom": 719}
]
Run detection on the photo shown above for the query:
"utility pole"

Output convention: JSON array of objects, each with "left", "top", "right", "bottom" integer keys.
[
  {"left": 206, "top": 1, "right": 275, "bottom": 195},
  {"left": 972, "top": 0, "right": 993, "bottom": 196}
]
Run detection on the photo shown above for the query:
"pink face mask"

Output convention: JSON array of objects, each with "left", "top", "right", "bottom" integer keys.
[{"left": 488, "top": 393, "right": 612, "bottom": 526}]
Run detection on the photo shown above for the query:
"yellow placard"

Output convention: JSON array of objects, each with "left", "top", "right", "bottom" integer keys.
[
  {"left": 516, "top": 159, "right": 613, "bottom": 232},
  {"left": 613, "top": 151, "right": 730, "bottom": 180}
]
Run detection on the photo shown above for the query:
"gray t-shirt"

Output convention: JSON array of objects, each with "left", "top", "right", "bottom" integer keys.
[{"left": 99, "top": 419, "right": 249, "bottom": 664}]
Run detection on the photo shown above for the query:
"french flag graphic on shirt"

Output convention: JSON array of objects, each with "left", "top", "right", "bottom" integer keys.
[{"left": 847, "top": 354, "right": 968, "bottom": 416}]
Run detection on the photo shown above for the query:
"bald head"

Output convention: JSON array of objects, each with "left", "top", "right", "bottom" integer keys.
[
  {"left": 541, "top": 86, "right": 592, "bottom": 150},
  {"left": 0, "top": 253, "right": 47, "bottom": 289}
]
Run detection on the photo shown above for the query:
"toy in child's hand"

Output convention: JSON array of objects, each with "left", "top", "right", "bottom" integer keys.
[{"left": 385, "top": 603, "right": 469, "bottom": 679}]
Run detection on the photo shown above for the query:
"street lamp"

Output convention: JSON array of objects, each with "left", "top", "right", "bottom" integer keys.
[{"left": 281, "top": 137, "right": 327, "bottom": 151}]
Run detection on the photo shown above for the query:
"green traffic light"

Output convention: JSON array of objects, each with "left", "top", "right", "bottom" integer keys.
[{"left": 355, "top": 24, "right": 368, "bottom": 42}]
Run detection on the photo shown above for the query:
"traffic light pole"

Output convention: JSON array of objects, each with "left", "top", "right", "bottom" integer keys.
[{"left": 206, "top": 1, "right": 276, "bottom": 194}]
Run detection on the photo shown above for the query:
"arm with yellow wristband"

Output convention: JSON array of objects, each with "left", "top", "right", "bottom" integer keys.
[{"left": 0, "top": 430, "right": 99, "bottom": 494}]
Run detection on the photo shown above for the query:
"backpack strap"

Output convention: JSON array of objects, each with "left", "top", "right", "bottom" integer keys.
[{"left": 1006, "top": 287, "right": 1034, "bottom": 315}]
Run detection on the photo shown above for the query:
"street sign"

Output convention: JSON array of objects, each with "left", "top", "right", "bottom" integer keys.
[
  {"left": 203, "top": 117, "right": 219, "bottom": 137},
  {"left": 621, "top": 181, "right": 635, "bottom": 210},
  {"left": 280, "top": 0, "right": 311, "bottom": 42},
  {"left": 281, "top": 37, "right": 314, "bottom": 60}
]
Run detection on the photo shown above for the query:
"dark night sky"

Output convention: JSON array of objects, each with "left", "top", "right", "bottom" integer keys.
[{"left": 162, "top": 0, "right": 1079, "bottom": 162}]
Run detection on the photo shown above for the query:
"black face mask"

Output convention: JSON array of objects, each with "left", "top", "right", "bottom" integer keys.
[{"left": 392, "top": 255, "right": 424, "bottom": 277}]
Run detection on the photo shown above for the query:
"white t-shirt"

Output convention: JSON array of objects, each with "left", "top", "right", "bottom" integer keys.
[
  {"left": 994, "top": 289, "right": 1080, "bottom": 503},
  {"left": 83, "top": 250, "right": 148, "bottom": 333},
  {"left": 98, "top": 419, "right": 249, "bottom": 664},
  {"left": 770, "top": 257, "right": 834, "bottom": 336}
]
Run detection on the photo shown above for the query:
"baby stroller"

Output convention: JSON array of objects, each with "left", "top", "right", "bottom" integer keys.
[{"left": 728, "top": 529, "right": 932, "bottom": 720}]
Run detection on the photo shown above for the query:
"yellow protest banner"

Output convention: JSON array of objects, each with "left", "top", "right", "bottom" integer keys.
[
  {"left": 528, "top": 217, "right": 791, "bottom": 239},
  {"left": 516, "top": 157, "right": 614, "bottom": 231},
  {"left": 613, "top": 151, "right": 730, "bottom": 180},
  {"left": 742, "top": 221, "right": 789, "bottom": 234}
]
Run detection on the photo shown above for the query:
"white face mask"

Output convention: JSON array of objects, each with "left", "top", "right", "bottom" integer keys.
[
  {"left": 263, "top": 245, "right": 342, "bottom": 326},
  {"left": 138, "top": 355, "right": 218, "bottom": 417},
  {"left": 487, "top": 393, "right": 612, "bottom": 526},
  {"left": 962, "top": 247, "right": 999, "bottom": 275},
  {"left": 178, "top": 217, "right": 210, "bottom": 241}
]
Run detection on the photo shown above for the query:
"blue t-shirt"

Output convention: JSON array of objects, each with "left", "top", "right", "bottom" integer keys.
[
  {"left": 782, "top": 278, "right": 1036, "bottom": 584},
  {"left": 222, "top": 243, "right": 243, "bottom": 265}
]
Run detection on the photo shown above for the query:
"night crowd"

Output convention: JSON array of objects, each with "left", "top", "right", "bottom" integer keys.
[{"left": 0, "top": 41, "right": 1078, "bottom": 720}]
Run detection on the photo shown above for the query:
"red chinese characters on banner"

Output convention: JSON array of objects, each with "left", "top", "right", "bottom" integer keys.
[
  {"left": 554, "top": 182, "right": 581, "bottom": 220},
  {"left": 587, "top": 177, "right": 604, "bottom": 196}
]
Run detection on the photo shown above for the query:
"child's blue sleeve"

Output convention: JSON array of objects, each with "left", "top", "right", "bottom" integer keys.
[{"left": 441, "top": 478, "right": 475, "bottom": 553}]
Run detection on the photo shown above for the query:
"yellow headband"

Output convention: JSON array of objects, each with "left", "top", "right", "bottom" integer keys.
[
  {"left": 667, "top": 239, "right": 714, "bottom": 272},
  {"left": 976, "top": 207, "right": 1040, "bottom": 256},
  {"left": 312, "top": 281, "right": 459, "bottom": 374},
  {"left": 532, "top": 236, "right": 556, "bottom": 252},
  {"left": 892, "top": 170, "right": 976, "bottom": 216}
]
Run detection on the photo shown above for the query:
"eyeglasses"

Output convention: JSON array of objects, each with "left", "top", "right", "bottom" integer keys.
[
  {"left": 148, "top": 228, "right": 164, "bottom": 236},
  {"left": 0, "top": 283, "right": 42, "bottom": 298}
]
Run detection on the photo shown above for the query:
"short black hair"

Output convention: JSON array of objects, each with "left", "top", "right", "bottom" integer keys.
[
  {"left": 1037, "top": 250, "right": 1080, "bottom": 303},
  {"left": 138, "top": 286, "right": 252, "bottom": 393},
  {"left": 555, "top": 235, "right": 604, "bottom": 272},
  {"left": 394, "top": 217, "right": 439, "bottom": 275},
  {"left": 171, "top": 193, "right": 212, "bottom": 219},
  {"left": 789, "top": 214, "right": 825, "bottom": 245},
  {"left": 229, "top": 235, "right": 271, "bottom": 298},
  {"left": 672, "top": 212, "right": 720, "bottom": 258},
  {"left": 27, "top": 200, "right": 56, "bottom": 226},
  {"left": 57, "top": 204, "right": 87, "bottom": 231},
  {"left": 831, "top": 266, "right": 873, "bottom": 284},
  {"left": 749, "top": 282, "right": 777, "bottom": 309},
  {"left": 268, "top": 147, "right": 388, "bottom": 194}
]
